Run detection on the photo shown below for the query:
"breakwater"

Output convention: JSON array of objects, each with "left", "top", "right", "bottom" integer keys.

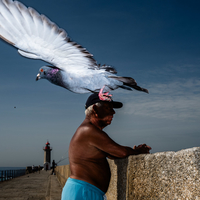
[
  {"left": 55, "top": 147, "right": 200, "bottom": 200},
  {"left": 0, "top": 168, "right": 26, "bottom": 182},
  {"left": 0, "top": 170, "right": 62, "bottom": 200}
]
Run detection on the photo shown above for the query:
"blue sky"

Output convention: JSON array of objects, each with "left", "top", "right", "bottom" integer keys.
[{"left": 0, "top": 0, "right": 200, "bottom": 167}]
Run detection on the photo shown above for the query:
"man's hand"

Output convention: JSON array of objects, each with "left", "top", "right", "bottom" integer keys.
[{"left": 133, "top": 144, "right": 151, "bottom": 154}]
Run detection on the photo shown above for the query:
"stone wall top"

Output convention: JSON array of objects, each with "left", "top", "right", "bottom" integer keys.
[{"left": 107, "top": 147, "right": 200, "bottom": 200}]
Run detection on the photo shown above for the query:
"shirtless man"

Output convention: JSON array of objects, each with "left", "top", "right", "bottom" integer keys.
[{"left": 61, "top": 93, "right": 151, "bottom": 200}]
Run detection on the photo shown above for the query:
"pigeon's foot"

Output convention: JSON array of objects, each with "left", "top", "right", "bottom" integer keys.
[{"left": 98, "top": 86, "right": 112, "bottom": 101}]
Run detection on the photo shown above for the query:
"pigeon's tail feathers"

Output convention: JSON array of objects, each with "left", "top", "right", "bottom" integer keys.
[
  {"left": 130, "top": 85, "right": 149, "bottom": 93},
  {"left": 109, "top": 76, "right": 137, "bottom": 85},
  {"left": 109, "top": 76, "right": 149, "bottom": 93},
  {"left": 118, "top": 85, "right": 133, "bottom": 91},
  {"left": 99, "top": 65, "right": 117, "bottom": 74}
]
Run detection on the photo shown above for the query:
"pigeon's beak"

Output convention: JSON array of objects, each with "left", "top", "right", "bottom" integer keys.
[{"left": 36, "top": 73, "right": 41, "bottom": 81}]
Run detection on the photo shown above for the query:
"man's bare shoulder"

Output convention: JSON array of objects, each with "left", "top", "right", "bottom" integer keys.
[
  {"left": 76, "top": 119, "right": 102, "bottom": 136},
  {"left": 70, "top": 119, "right": 106, "bottom": 156}
]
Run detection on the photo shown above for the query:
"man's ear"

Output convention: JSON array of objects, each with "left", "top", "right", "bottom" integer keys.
[{"left": 92, "top": 104, "right": 98, "bottom": 116}]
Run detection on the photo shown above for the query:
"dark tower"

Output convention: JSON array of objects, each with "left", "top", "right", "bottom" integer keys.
[{"left": 43, "top": 141, "right": 52, "bottom": 170}]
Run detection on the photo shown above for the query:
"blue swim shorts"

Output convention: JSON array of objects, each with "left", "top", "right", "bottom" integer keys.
[{"left": 61, "top": 177, "right": 106, "bottom": 200}]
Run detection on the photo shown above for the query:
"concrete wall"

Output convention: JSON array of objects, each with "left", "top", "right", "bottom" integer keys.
[
  {"left": 55, "top": 165, "right": 70, "bottom": 188},
  {"left": 55, "top": 147, "right": 200, "bottom": 200}
]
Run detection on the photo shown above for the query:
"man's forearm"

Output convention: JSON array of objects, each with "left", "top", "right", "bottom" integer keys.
[
  {"left": 126, "top": 146, "right": 140, "bottom": 156},
  {"left": 107, "top": 147, "right": 139, "bottom": 159}
]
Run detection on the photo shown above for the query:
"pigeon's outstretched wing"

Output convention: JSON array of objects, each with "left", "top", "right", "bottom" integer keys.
[
  {"left": 0, "top": 0, "right": 96, "bottom": 72},
  {"left": 0, "top": 0, "right": 149, "bottom": 94}
]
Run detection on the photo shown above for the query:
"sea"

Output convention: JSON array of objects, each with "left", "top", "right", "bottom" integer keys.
[
  {"left": 0, "top": 167, "right": 26, "bottom": 171},
  {"left": 0, "top": 167, "right": 26, "bottom": 182}
]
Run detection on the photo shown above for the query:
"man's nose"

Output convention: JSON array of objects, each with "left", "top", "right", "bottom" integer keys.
[{"left": 112, "top": 109, "right": 115, "bottom": 114}]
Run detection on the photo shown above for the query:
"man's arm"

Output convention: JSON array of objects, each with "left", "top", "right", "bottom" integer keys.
[
  {"left": 107, "top": 144, "right": 151, "bottom": 159},
  {"left": 89, "top": 127, "right": 151, "bottom": 158},
  {"left": 106, "top": 147, "right": 137, "bottom": 160}
]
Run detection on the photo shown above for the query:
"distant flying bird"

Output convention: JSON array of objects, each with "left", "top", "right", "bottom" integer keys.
[{"left": 0, "top": 0, "right": 148, "bottom": 98}]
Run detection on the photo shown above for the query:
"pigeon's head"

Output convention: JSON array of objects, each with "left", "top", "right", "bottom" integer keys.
[
  {"left": 36, "top": 66, "right": 58, "bottom": 81},
  {"left": 36, "top": 66, "right": 48, "bottom": 81},
  {"left": 36, "top": 66, "right": 62, "bottom": 87}
]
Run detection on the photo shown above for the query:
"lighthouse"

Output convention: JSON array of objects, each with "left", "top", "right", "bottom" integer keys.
[{"left": 43, "top": 141, "right": 52, "bottom": 170}]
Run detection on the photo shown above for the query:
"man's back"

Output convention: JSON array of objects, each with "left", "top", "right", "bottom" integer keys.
[{"left": 69, "top": 119, "right": 111, "bottom": 193}]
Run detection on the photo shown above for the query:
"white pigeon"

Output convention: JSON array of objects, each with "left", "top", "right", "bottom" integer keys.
[{"left": 0, "top": 0, "right": 148, "bottom": 98}]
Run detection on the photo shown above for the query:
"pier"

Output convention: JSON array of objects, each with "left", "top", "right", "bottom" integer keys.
[{"left": 0, "top": 170, "right": 62, "bottom": 200}]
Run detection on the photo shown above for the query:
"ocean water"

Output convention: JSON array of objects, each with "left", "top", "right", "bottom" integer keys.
[
  {"left": 0, "top": 167, "right": 26, "bottom": 171},
  {"left": 0, "top": 167, "right": 26, "bottom": 182}
]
